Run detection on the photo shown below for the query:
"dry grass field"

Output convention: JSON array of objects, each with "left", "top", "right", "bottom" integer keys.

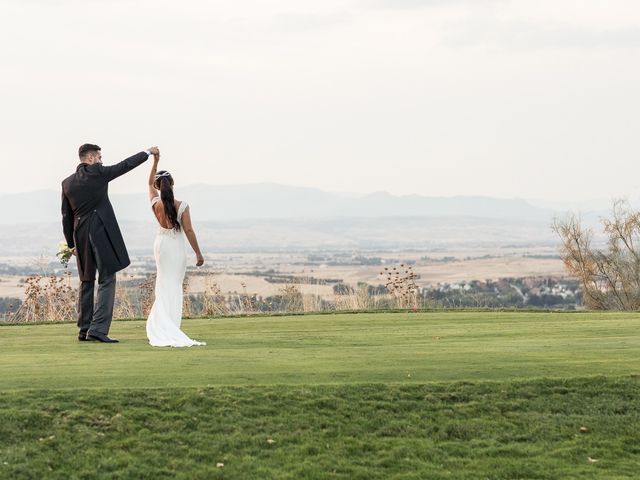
[{"left": 0, "top": 247, "right": 565, "bottom": 301}]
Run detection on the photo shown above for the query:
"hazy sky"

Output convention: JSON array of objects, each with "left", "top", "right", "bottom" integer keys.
[{"left": 2, "top": 0, "right": 639, "bottom": 201}]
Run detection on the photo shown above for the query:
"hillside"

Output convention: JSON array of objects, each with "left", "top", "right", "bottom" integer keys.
[{"left": 1, "top": 184, "right": 557, "bottom": 224}]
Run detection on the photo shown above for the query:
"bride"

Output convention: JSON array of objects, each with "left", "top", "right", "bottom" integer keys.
[{"left": 146, "top": 152, "right": 206, "bottom": 347}]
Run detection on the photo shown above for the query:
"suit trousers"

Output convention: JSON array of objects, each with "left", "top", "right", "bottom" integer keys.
[{"left": 77, "top": 232, "right": 116, "bottom": 335}]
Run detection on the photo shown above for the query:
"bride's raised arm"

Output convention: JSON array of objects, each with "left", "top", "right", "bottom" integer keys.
[{"left": 148, "top": 153, "right": 160, "bottom": 201}]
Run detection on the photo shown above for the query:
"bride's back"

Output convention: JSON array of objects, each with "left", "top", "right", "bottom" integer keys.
[{"left": 152, "top": 199, "right": 183, "bottom": 230}]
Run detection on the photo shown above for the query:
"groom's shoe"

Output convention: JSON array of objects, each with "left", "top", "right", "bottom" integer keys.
[
  {"left": 86, "top": 332, "right": 119, "bottom": 343},
  {"left": 78, "top": 331, "right": 89, "bottom": 341}
]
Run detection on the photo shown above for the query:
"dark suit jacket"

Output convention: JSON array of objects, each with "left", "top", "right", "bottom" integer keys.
[{"left": 61, "top": 152, "right": 149, "bottom": 281}]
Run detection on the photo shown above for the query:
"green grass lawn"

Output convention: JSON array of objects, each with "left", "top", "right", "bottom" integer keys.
[{"left": 1, "top": 311, "right": 640, "bottom": 479}]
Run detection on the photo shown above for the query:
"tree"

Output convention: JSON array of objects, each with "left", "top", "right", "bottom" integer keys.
[{"left": 553, "top": 199, "right": 640, "bottom": 310}]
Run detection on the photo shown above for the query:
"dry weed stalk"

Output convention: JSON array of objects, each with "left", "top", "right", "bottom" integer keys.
[
  {"left": 201, "top": 276, "right": 228, "bottom": 316},
  {"left": 302, "top": 292, "right": 324, "bottom": 312},
  {"left": 13, "top": 272, "right": 76, "bottom": 323},
  {"left": 334, "top": 284, "right": 375, "bottom": 310},
  {"left": 380, "top": 264, "right": 420, "bottom": 309},
  {"left": 1, "top": 299, "right": 19, "bottom": 322},
  {"left": 240, "top": 282, "right": 256, "bottom": 313},
  {"left": 183, "top": 274, "right": 192, "bottom": 318},
  {"left": 139, "top": 273, "right": 156, "bottom": 317},
  {"left": 280, "top": 284, "right": 303, "bottom": 312},
  {"left": 114, "top": 274, "right": 139, "bottom": 319}
]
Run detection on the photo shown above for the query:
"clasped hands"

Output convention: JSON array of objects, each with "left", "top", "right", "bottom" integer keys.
[{"left": 147, "top": 146, "right": 160, "bottom": 163}]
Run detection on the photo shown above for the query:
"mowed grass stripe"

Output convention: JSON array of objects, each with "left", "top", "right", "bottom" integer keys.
[
  {"left": 1, "top": 312, "right": 640, "bottom": 390},
  {"left": 1, "top": 378, "right": 639, "bottom": 479}
]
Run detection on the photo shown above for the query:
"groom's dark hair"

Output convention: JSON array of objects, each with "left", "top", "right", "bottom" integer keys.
[{"left": 78, "top": 143, "right": 101, "bottom": 159}]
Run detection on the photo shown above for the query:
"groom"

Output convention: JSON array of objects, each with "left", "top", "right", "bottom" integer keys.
[{"left": 61, "top": 144, "right": 159, "bottom": 343}]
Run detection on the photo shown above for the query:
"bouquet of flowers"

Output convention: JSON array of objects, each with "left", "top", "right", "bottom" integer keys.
[{"left": 57, "top": 241, "right": 74, "bottom": 268}]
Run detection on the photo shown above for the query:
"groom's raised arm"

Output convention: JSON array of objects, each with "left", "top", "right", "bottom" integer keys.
[
  {"left": 61, "top": 191, "right": 74, "bottom": 249},
  {"left": 100, "top": 151, "right": 150, "bottom": 182}
]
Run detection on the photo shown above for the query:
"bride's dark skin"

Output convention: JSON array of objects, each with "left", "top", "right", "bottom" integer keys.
[{"left": 148, "top": 153, "right": 205, "bottom": 267}]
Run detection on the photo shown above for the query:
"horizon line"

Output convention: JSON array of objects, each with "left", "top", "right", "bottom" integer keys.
[{"left": 0, "top": 183, "right": 615, "bottom": 205}]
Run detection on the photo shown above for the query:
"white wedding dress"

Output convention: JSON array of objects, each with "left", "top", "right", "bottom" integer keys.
[{"left": 146, "top": 197, "right": 206, "bottom": 347}]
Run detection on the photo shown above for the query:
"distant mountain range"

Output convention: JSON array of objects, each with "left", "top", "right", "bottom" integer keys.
[
  {"left": 0, "top": 183, "right": 563, "bottom": 224},
  {"left": 0, "top": 184, "right": 614, "bottom": 255}
]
